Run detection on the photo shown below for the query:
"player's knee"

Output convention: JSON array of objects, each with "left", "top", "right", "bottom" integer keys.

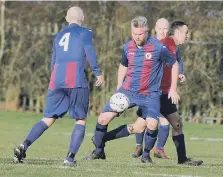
[
  {"left": 146, "top": 119, "right": 158, "bottom": 130},
  {"left": 172, "top": 120, "right": 183, "bottom": 130},
  {"left": 42, "top": 117, "right": 55, "bottom": 127},
  {"left": 139, "top": 126, "right": 146, "bottom": 133},
  {"left": 98, "top": 112, "right": 116, "bottom": 125},
  {"left": 76, "top": 118, "right": 86, "bottom": 125},
  {"left": 132, "top": 118, "right": 146, "bottom": 133},
  {"left": 159, "top": 117, "right": 169, "bottom": 126},
  {"left": 98, "top": 118, "right": 108, "bottom": 125},
  {"left": 147, "top": 124, "right": 157, "bottom": 131},
  {"left": 98, "top": 115, "right": 111, "bottom": 125}
]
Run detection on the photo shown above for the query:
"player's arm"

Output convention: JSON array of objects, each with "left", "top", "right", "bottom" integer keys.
[
  {"left": 160, "top": 45, "right": 180, "bottom": 104},
  {"left": 177, "top": 48, "right": 184, "bottom": 74},
  {"left": 117, "top": 47, "right": 128, "bottom": 89},
  {"left": 82, "top": 29, "right": 103, "bottom": 86},
  {"left": 170, "top": 61, "right": 179, "bottom": 103},
  {"left": 50, "top": 40, "right": 56, "bottom": 71},
  {"left": 176, "top": 48, "right": 186, "bottom": 84}
]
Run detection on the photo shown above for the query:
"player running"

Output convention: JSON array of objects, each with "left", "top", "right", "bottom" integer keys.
[{"left": 13, "top": 6, "right": 103, "bottom": 167}]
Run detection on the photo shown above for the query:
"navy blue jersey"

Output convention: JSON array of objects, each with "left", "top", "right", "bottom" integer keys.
[
  {"left": 49, "top": 23, "right": 101, "bottom": 90},
  {"left": 120, "top": 36, "right": 176, "bottom": 95}
]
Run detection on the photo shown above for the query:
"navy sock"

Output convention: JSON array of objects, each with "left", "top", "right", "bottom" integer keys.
[
  {"left": 94, "top": 122, "right": 108, "bottom": 154},
  {"left": 172, "top": 134, "right": 187, "bottom": 163},
  {"left": 23, "top": 120, "right": 48, "bottom": 151},
  {"left": 135, "top": 132, "right": 144, "bottom": 147},
  {"left": 66, "top": 124, "right": 85, "bottom": 161},
  {"left": 142, "top": 129, "right": 158, "bottom": 157},
  {"left": 104, "top": 125, "right": 130, "bottom": 142},
  {"left": 157, "top": 125, "right": 169, "bottom": 150}
]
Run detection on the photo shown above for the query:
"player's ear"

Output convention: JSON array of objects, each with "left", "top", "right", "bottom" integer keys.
[{"left": 65, "top": 15, "right": 68, "bottom": 23}]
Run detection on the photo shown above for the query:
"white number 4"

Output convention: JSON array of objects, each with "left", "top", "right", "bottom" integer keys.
[{"left": 59, "top": 32, "right": 70, "bottom": 51}]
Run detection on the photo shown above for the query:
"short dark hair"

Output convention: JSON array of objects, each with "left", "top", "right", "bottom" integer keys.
[
  {"left": 131, "top": 16, "right": 148, "bottom": 31},
  {"left": 169, "top": 20, "right": 188, "bottom": 35}
]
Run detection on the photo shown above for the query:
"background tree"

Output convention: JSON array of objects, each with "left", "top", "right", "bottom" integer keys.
[{"left": 0, "top": 1, "right": 222, "bottom": 122}]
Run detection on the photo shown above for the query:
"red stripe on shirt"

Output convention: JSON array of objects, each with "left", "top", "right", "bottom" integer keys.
[
  {"left": 65, "top": 62, "right": 77, "bottom": 88},
  {"left": 48, "top": 64, "right": 58, "bottom": 90},
  {"left": 123, "top": 41, "right": 136, "bottom": 90},
  {"left": 160, "top": 37, "right": 177, "bottom": 94},
  {"left": 138, "top": 44, "right": 154, "bottom": 95}
]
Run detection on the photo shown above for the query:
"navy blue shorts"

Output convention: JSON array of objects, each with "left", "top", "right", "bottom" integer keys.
[
  {"left": 102, "top": 87, "right": 161, "bottom": 119},
  {"left": 43, "top": 88, "right": 89, "bottom": 119},
  {"left": 137, "top": 93, "right": 177, "bottom": 118}
]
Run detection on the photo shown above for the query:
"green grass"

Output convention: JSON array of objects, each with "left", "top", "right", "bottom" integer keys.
[{"left": 0, "top": 111, "right": 222, "bottom": 177}]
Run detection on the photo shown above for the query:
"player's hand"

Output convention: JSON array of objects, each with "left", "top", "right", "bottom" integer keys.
[
  {"left": 95, "top": 75, "right": 103, "bottom": 87},
  {"left": 179, "top": 74, "right": 186, "bottom": 84},
  {"left": 168, "top": 89, "right": 180, "bottom": 104}
]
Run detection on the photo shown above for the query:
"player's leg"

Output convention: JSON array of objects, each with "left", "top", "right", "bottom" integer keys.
[
  {"left": 160, "top": 94, "right": 187, "bottom": 163},
  {"left": 84, "top": 111, "right": 118, "bottom": 160},
  {"left": 65, "top": 118, "right": 87, "bottom": 167},
  {"left": 141, "top": 118, "right": 158, "bottom": 163},
  {"left": 154, "top": 116, "right": 170, "bottom": 159},
  {"left": 141, "top": 92, "right": 160, "bottom": 164},
  {"left": 104, "top": 117, "right": 146, "bottom": 142},
  {"left": 85, "top": 88, "right": 137, "bottom": 160},
  {"left": 166, "top": 112, "right": 186, "bottom": 162},
  {"left": 86, "top": 116, "right": 146, "bottom": 161},
  {"left": 164, "top": 103, "right": 203, "bottom": 166},
  {"left": 132, "top": 109, "right": 145, "bottom": 158},
  {"left": 13, "top": 89, "right": 69, "bottom": 163},
  {"left": 85, "top": 99, "right": 122, "bottom": 160},
  {"left": 100, "top": 91, "right": 147, "bottom": 144},
  {"left": 64, "top": 88, "right": 89, "bottom": 166}
]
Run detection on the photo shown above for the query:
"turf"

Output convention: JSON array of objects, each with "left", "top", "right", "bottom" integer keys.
[{"left": 0, "top": 111, "right": 222, "bottom": 177}]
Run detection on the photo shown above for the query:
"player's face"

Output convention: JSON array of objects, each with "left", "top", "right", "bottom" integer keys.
[
  {"left": 131, "top": 27, "right": 148, "bottom": 46},
  {"left": 155, "top": 23, "right": 169, "bottom": 40},
  {"left": 176, "top": 25, "right": 189, "bottom": 44}
]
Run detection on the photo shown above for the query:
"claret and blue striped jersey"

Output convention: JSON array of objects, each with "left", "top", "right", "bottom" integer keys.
[
  {"left": 49, "top": 23, "right": 101, "bottom": 90},
  {"left": 160, "top": 37, "right": 180, "bottom": 94},
  {"left": 120, "top": 36, "right": 176, "bottom": 95}
]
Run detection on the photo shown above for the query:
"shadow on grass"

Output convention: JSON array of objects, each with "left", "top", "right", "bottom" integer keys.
[{"left": 0, "top": 157, "right": 63, "bottom": 165}]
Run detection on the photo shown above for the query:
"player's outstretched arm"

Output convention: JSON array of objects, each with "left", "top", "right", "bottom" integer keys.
[{"left": 82, "top": 29, "right": 103, "bottom": 86}]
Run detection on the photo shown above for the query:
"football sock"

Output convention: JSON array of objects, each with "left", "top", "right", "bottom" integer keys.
[
  {"left": 157, "top": 125, "right": 169, "bottom": 150},
  {"left": 172, "top": 134, "right": 187, "bottom": 163},
  {"left": 142, "top": 128, "right": 158, "bottom": 157},
  {"left": 94, "top": 122, "right": 108, "bottom": 154},
  {"left": 135, "top": 132, "right": 145, "bottom": 147},
  {"left": 104, "top": 125, "right": 130, "bottom": 142},
  {"left": 23, "top": 120, "right": 48, "bottom": 151},
  {"left": 66, "top": 124, "right": 85, "bottom": 161}
]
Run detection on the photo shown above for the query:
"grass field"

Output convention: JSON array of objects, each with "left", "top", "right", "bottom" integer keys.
[{"left": 0, "top": 111, "right": 223, "bottom": 177}]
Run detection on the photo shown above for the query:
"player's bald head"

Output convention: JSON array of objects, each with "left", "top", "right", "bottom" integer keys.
[
  {"left": 66, "top": 6, "right": 84, "bottom": 24},
  {"left": 155, "top": 18, "right": 169, "bottom": 28},
  {"left": 155, "top": 18, "right": 169, "bottom": 40}
]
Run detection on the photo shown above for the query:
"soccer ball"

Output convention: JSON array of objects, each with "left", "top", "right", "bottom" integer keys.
[{"left": 109, "top": 93, "right": 130, "bottom": 113}]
